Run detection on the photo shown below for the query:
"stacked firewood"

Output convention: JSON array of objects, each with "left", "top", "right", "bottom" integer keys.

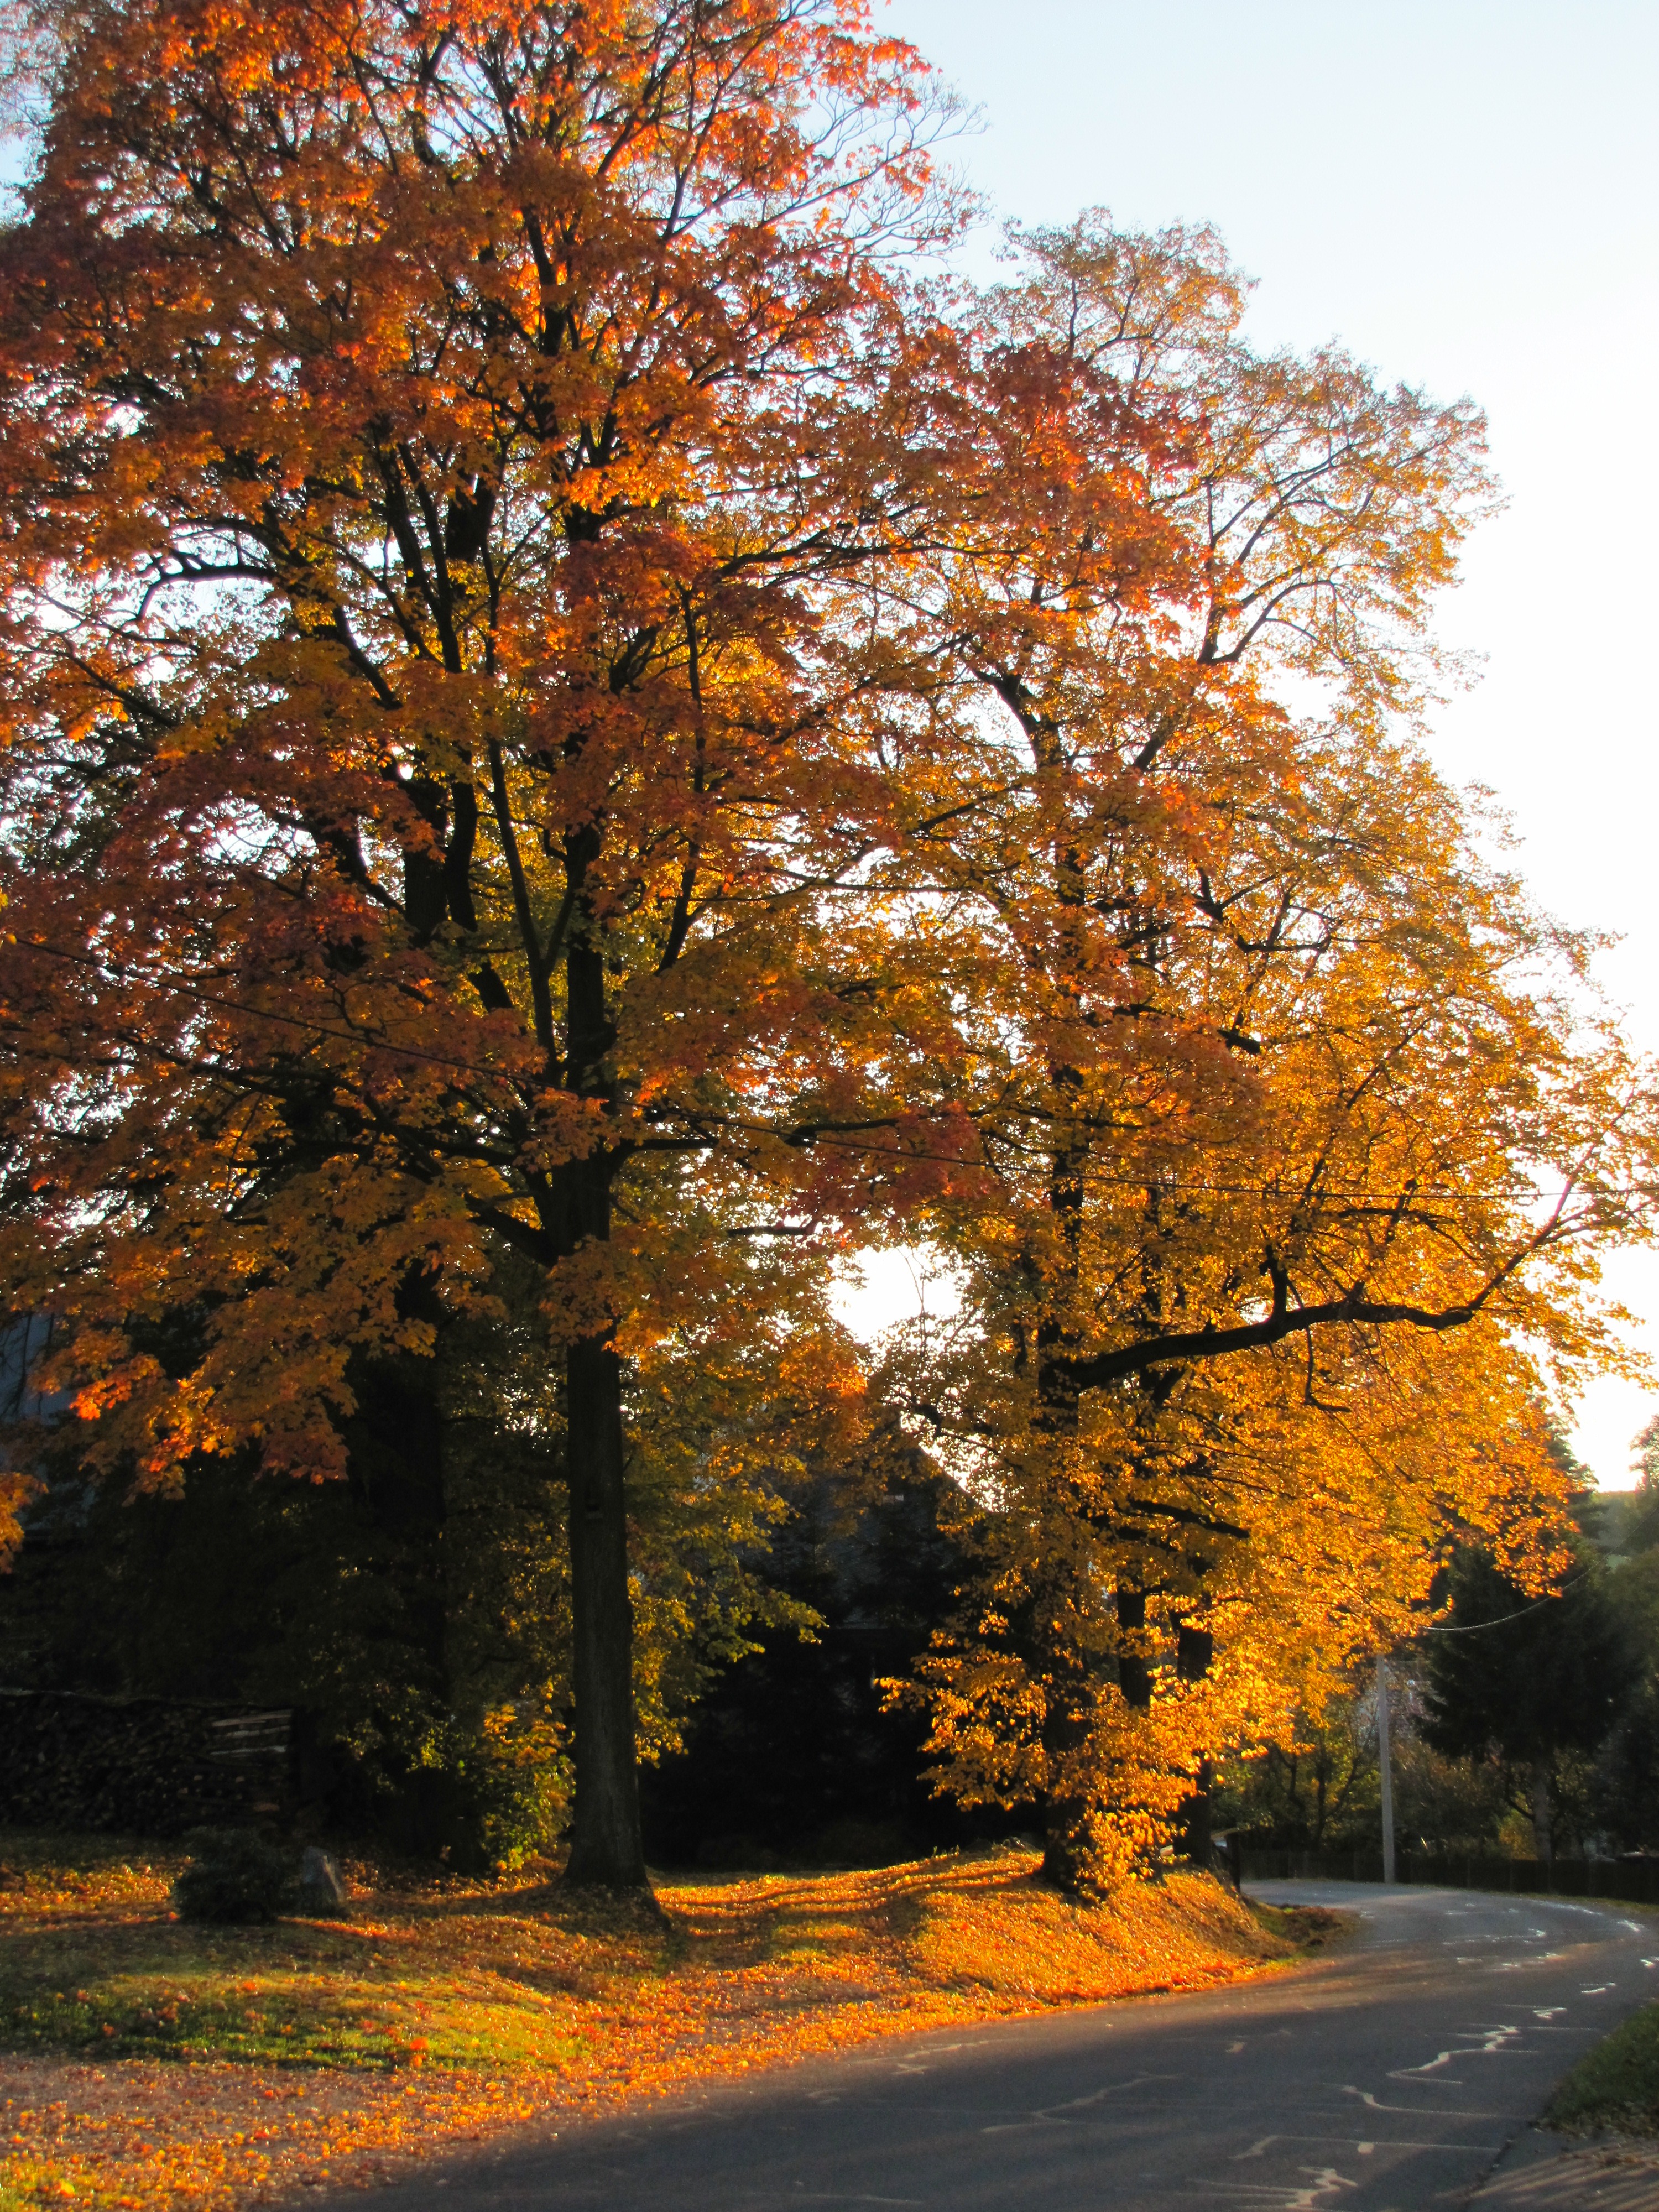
[{"left": 0, "top": 1690, "right": 291, "bottom": 1834}]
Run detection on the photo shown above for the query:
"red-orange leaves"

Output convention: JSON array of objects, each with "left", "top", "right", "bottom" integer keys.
[{"left": 1, "top": 12, "right": 1651, "bottom": 1891}]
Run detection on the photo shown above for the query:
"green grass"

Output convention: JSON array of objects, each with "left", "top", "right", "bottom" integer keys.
[
  {"left": 0, "top": 1832, "right": 594, "bottom": 2075},
  {"left": 1546, "top": 2001, "right": 1659, "bottom": 2137},
  {"left": 0, "top": 1916, "right": 591, "bottom": 2072},
  {"left": 1245, "top": 1901, "right": 1352, "bottom": 1952}
]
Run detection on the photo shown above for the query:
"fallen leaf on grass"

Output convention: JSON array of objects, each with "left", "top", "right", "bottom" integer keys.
[{"left": 0, "top": 1838, "right": 1327, "bottom": 2211}]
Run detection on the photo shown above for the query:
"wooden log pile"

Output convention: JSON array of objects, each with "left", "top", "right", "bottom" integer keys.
[{"left": 0, "top": 1689, "right": 293, "bottom": 1834}]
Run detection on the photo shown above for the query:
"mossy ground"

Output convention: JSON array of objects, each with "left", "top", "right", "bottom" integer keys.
[
  {"left": 0, "top": 1832, "right": 1342, "bottom": 2210},
  {"left": 1547, "top": 2000, "right": 1659, "bottom": 2138}
]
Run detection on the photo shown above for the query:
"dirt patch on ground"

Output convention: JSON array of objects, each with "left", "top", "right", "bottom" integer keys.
[{"left": 1246, "top": 1902, "right": 1357, "bottom": 1953}]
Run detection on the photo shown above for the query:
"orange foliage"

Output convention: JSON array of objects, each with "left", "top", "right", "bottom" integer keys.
[
  {"left": 0, "top": 6, "right": 1654, "bottom": 1895},
  {"left": 0, "top": 1848, "right": 1306, "bottom": 2209},
  {"left": 0, "top": 0, "right": 977, "bottom": 1884},
  {"left": 858, "top": 218, "right": 1659, "bottom": 1887}
]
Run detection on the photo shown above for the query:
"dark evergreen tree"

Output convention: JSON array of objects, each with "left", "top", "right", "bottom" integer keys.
[
  {"left": 639, "top": 1453, "right": 1003, "bottom": 1867},
  {"left": 1421, "top": 1544, "right": 1637, "bottom": 1859},
  {"left": 1594, "top": 1424, "right": 1659, "bottom": 1850}
]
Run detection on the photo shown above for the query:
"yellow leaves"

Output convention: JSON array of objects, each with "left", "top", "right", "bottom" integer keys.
[
  {"left": 3, "top": 1840, "right": 1313, "bottom": 2209},
  {"left": 518, "top": 1090, "right": 612, "bottom": 1175},
  {"left": 894, "top": 1268, "right": 1601, "bottom": 1879},
  {"left": 0, "top": 1470, "right": 43, "bottom": 1571},
  {"left": 0, "top": 0, "right": 1648, "bottom": 1913}
]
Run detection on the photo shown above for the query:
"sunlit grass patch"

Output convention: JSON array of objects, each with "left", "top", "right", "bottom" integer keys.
[
  {"left": 0, "top": 1838, "right": 594, "bottom": 2077},
  {"left": 0, "top": 2157, "right": 66, "bottom": 2212},
  {"left": 3, "top": 1963, "right": 586, "bottom": 2074},
  {"left": 0, "top": 1833, "right": 1334, "bottom": 2212}
]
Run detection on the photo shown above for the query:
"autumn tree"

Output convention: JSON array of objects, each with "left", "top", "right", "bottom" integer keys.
[
  {"left": 865, "top": 217, "right": 1658, "bottom": 1886},
  {"left": 2, "top": 9, "right": 1653, "bottom": 1902},
  {"left": 0, "top": 0, "right": 987, "bottom": 1888}
]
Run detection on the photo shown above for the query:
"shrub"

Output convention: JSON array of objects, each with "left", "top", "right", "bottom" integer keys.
[{"left": 172, "top": 1827, "right": 295, "bottom": 1923}]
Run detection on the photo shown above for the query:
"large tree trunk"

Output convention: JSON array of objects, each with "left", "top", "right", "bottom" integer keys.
[
  {"left": 1177, "top": 1625, "right": 1215, "bottom": 1867},
  {"left": 1033, "top": 1338, "right": 1097, "bottom": 1893},
  {"left": 1531, "top": 1760, "right": 1553, "bottom": 1865},
  {"left": 561, "top": 1326, "right": 648, "bottom": 1887},
  {"left": 558, "top": 920, "right": 649, "bottom": 1891},
  {"left": 1182, "top": 1756, "right": 1215, "bottom": 1868},
  {"left": 1116, "top": 1587, "right": 1152, "bottom": 1709},
  {"left": 1039, "top": 1624, "right": 1094, "bottom": 1893}
]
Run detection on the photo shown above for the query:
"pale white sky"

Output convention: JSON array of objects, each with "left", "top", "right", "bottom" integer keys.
[{"left": 859, "top": 0, "right": 1659, "bottom": 1489}]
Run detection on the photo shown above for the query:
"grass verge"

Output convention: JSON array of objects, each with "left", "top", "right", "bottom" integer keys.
[
  {"left": 1546, "top": 2000, "right": 1659, "bottom": 2138},
  {"left": 0, "top": 1830, "right": 1345, "bottom": 2210}
]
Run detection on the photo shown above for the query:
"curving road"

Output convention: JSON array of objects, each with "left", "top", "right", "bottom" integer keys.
[{"left": 376, "top": 1882, "right": 1659, "bottom": 2212}]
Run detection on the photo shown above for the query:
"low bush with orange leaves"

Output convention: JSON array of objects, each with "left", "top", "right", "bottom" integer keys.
[{"left": 0, "top": 1830, "right": 1332, "bottom": 2209}]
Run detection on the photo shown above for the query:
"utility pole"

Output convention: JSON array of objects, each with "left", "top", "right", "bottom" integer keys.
[{"left": 1376, "top": 1654, "right": 1396, "bottom": 1885}]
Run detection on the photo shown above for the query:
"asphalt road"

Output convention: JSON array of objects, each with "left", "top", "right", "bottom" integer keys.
[{"left": 375, "top": 1881, "right": 1659, "bottom": 2212}]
